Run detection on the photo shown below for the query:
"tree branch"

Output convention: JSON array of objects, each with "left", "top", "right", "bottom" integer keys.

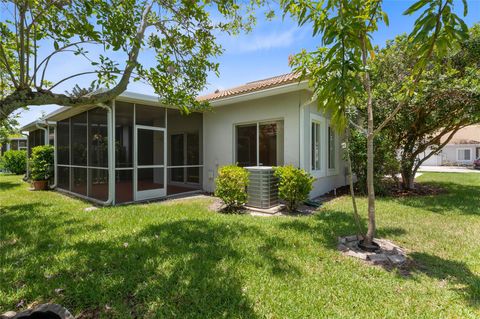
[
  {"left": 373, "top": 0, "right": 449, "bottom": 136},
  {"left": 29, "top": 40, "right": 98, "bottom": 87},
  {"left": 0, "top": 43, "right": 19, "bottom": 88}
]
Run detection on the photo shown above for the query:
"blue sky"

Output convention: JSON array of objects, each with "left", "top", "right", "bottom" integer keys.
[{"left": 16, "top": 0, "right": 480, "bottom": 127}]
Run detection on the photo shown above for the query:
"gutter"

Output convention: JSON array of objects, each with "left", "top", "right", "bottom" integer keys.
[{"left": 51, "top": 121, "right": 58, "bottom": 189}]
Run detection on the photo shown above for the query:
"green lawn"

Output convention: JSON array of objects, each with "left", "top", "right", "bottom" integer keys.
[{"left": 1, "top": 173, "right": 479, "bottom": 318}]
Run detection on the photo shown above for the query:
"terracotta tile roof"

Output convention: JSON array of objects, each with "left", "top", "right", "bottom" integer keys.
[{"left": 198, "top": 72, "right": 302, "bottom": 101}]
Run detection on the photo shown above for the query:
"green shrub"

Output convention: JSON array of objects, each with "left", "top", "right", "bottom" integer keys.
[
  {"left": 274, "top": 165, "right": 314, "bottom": 213},
  {"left": 30, "top": 145, "right": 54, "bottom": 181},
  {"left": 215, "top": 165, "right": 249, "bottom": 210},
  {"left": 1, "top": 150, "right": 27, "bottom": 175},
  {"left": 346, "top": 129, "right": 400, "bottom": 195}
]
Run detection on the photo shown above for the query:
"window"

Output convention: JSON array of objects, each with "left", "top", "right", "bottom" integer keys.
[
  {"left": 311, "top": 122, "right": 321, "bottom": 171},
  {"left": 236, "top": 124, "right": 257, "bottom": 167},
  {"left": 457, "top": 148, "right": 472, "bottom": 161},
  {"left": 235, "top": 120, "right": 284, "bottom": 167},
  {"left": 328, "top": 126, "right": 336, "bottom": 170},
  {"left": 18, "top": 140, "right": 27, "bottom": 150},
  {"left": 48, "top": 126, "right": 55, "bottom": 146}
]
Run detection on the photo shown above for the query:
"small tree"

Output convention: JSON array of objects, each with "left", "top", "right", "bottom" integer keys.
[
  {"left": 372, "top": 29, "right": 480, "bottom": 189},
  {"left": 283, "top": 0, "right": 470, "bottom": 245},
  {"left": 1, "top": 150, "right": 27, "bottom": 174},
  {"left": 29, "top": 145, "right": 54, "bottom": 182},
  {"left": 274, "top": 165, "right": 314, "bottom": 213},
  {"left": 215, "top": 165, "right": 249, "bottom": 211}
]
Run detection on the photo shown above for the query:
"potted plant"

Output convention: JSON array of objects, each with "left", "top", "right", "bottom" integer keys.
[{"left": 30, "top": 145, "right": 54, "bottom": 190}]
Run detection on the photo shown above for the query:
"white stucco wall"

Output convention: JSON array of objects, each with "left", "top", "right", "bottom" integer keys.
[
  {"left": 203, "top": 91, "right": 305, "bottom": 192},
  {"left": 442, "top": 144, "right": 480, "bottom": 165},
  {"left": 202, "top": 90, "right": 349, "bottom": 198}
]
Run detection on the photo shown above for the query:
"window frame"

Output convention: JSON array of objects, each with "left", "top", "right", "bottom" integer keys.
[
  {"left": 456, "top": 147, "right": 473, "bottom": 162},
  {"left": 327, "top": 124, "right": 339, "bottom": 175},
  {"left": 310, "top": 114, "right": 325, "bottom": 177},
  {"left": 233, "top": 118, "right": 284, "bottom": 167}
]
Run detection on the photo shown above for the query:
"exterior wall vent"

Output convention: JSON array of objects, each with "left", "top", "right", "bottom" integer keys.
[{"left": 245, "top": 166, "right": 278, "bottom": 209}]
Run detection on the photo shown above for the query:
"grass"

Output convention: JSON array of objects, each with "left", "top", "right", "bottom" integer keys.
[{"left": 0, "top": 172, "right": 479, "bottom": 318}]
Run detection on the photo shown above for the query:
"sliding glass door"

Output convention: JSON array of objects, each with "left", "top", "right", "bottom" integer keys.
[{"left": 236, "top": 120, "right": 284, "bottom": 167}]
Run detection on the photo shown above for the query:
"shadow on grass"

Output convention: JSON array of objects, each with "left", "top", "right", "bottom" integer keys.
[
  {"left": 278, "top": 209, "right": 406, "bottom": 250},
  {"left": 409, "top": 252, "right": 480, "bottom": 308},
  {"left": 396, "top": 181, "right": 480, "bottom": 216},
  {"left": 0, "top": 180, "right": 19, "bottom": 191},
  {"left": 1, "top": 210, "right": 300, "bottom": 317},
  {"left": 60, "top": 220, "right": 259, "bottom": 317}
]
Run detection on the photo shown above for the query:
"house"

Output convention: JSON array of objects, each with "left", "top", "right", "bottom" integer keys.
[
  {"left": 20, "top": 73, "right": 348, "bottom": 205},
  {"left": 421, "top": 125, "right": 480, "bottom": 166},
  {"left": 0, "top": 135, "right": 28, "bottom": 156}
]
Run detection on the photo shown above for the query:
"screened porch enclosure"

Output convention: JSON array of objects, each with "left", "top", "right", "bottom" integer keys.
[
  {"left": 114, "top": 101, "right": 203, "bottom": 204},
  {"left": 55, "top": 100, "right": 203, "bottom": 204}
]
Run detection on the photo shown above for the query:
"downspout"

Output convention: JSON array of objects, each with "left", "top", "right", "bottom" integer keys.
[
  {"left": 50, "top": 122, "right": 58, "bottom": 189},
  {"left": 97, "top": 102, "right": 114, "bottom": 206},
  {"left": 36, "top": 120, "right": 56, "bottom": 188},
  {"left": 35, "top": 122, "right": 49, "bottom": 145},
  {"left": 299, "top": 91, "right": 304, "bottom": 169},
  {"left": 22, "top": 132, "right": 29, "bottom": 181}
]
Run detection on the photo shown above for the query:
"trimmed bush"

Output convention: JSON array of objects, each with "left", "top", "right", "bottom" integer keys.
[
  {"left": 1, "top": 150, "right": 27, "bottom": 175},
  {"left": 274, "top": 165, "right": 314, "bottom": 213},
  {"left": 215, "top": 165, "right": 249, "bottom": 210},
  {"left": 30, "top": 145, "right": 54, "bottom": 181}
]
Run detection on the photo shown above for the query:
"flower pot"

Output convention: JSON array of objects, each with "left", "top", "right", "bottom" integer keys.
[{"left": 32, "top": 180, "right": 48, "bottom": 191}]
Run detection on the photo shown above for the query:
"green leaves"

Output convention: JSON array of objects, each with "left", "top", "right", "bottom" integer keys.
[
  {"left": 215, "top": 165, "right": 249, "bottom": 210},
  {"left": 405, "top": 0, "right": 470, "bottom": 76},
  {"left": 274, "top": 165, "right": 314, "bottom": 213},
  {"left": 284, "top": 0, "right": 386, "bottom": 130},
  {"left": 1, "top": 0, "right": 268, "bottom": 120},
  {"left": 403, "top": 0, "right": 430, "bottom": 15},
  {"left": 29, "top": 145, "right": 54, "bottom": 181}
]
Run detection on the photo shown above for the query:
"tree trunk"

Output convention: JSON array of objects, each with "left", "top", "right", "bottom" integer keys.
[
  {"left": 401, "top": 170, "right": 415, "bottom": 190},
  {"left": 365, "top": 132, "right": 376, "bottom": 244},
  {"left": 361, "top": 35, "right": 376, "bottom": 245},
  {"left": 400, "top": 157, "right": 416, "bottom": 190}
]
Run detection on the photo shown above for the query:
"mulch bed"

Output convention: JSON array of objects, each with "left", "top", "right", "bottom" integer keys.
[
  {"left": 321, "top": 182, "right": 447, "bottom": 199},
  {"left": 384, "top": 182, "right": 446, "bottom": 197}
]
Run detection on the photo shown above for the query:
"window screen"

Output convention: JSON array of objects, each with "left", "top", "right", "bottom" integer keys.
[{"left": 71, "top": 113, "right": 88, "bottom": 166}]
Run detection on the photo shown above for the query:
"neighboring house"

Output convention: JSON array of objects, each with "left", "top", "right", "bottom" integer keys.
[
  {"left": 420, "top": 125, "right": 480, "bottom": 166},
  {"left": 0, "top": 135, "right": 28, "bottom": 156},
  {"left": 20, "top": 73, "right": 348, "bottom": 205}
]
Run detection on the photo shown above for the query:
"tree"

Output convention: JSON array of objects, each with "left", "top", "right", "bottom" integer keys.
[
  {"left": 283, "top": 0, "right": 470, "bottom": 246},
  {"left": 0, "top": 0, "right": 264, "bottom": 121},
  {"left": 373, "top": 28, "right": 480, "bottom": 189}
]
